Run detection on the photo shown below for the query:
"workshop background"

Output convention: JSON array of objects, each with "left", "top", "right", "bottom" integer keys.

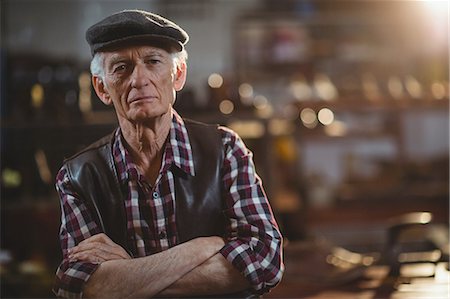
[{"left": 1, "top": 1, "right": 448, "bottom": 298}]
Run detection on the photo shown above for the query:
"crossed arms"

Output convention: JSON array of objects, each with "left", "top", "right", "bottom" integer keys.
[
  {"left": 54, "top": 178, "right": 283, "bottom": 298},
  {"left": 69, "top": 233, "right": 248, "bottom": 298}
]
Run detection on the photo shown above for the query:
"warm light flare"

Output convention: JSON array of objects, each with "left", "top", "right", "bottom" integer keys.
[
  {"left": 31, "top": 84, "right": 44, "bottom": 108},
  {"left": 318, "top": 108, "right": 334, "bottom": 125},
  {"left": 229, "top": 121, "right": 265, "bottom": 139},
  {"left": 219, "top": 99, "right": 234, "bottom": 114},
  {"left": 253, "top": 95, "right": 268, "bottom": 110},
  {"left": 208, "top": 73, "right": 223, "bottom": 89},
  {"left": 239, "top": 83, "right": 253, "bottom": 98},
  {"left": 300, "top": 108, "right": 317, "bottom": 129},
  {"left": 388, "top": 76, "right": 404, "bottom": 99},
  {"left": 421, "top": 0, "right": 448, "bottom": 52},
  {"left": 431, "top": 82, "right": 446, "bottom": 99},
  {"left": 422, "top": 0, "right": 449, "bottom": 16}
]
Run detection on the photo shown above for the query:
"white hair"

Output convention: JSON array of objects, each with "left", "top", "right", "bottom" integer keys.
[
  {"left": 90, "top": 52, "right": 105, "bottom": 79},
  {"left": 89, "top": 49, "right": 188, "bottom": 80},
  {"left": 171, "top": 50, "right": 188, "bottom": 73}
]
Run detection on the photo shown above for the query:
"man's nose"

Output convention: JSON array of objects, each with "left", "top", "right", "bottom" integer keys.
[{"left": 130, "top": 64, "right": 150, "bottom": 88}]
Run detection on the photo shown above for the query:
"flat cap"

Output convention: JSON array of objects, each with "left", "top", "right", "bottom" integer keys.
[{"left": 86, "top": 10, "right": 189, "bottom": 55}]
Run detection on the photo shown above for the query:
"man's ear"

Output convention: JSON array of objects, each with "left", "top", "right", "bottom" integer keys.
[
  {"left": 92, "top": 76, "right": 112, "bottom": 105},
  {"left": 173, "top": 63, "right": 187, "bottom": 92}
]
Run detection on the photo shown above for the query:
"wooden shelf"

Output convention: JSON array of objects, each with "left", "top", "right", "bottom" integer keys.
[
  {"left": 292, "top": 97, "right": 449, "bottom": 110},
  {"left": 305, "top": 197, "right": 449, "bottom": 228}
]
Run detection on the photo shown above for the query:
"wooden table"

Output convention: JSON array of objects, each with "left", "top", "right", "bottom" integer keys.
[{"left": 265, "top": 243, "right": 449, "bottom": 299}]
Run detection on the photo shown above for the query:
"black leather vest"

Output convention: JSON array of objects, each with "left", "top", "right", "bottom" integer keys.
[{"left": 63, "top": 119, "right": 226, "bottom": 251}]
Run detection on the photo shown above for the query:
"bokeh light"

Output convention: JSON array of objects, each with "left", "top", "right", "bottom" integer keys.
[
  {"left": 208, "top": 73, "right": 224, "bottom": 89},
  {"left": 318, "top": 108, "right": 334, "bottom": 125},
  {"left": 219, "top": 99, "right": 234, "bottom": 114},
  {"left": 300, "top": 108, "right": 318, "bottom": 128},
  {"left": 431, "top": 82, "right": 446, "bottom": 100}
]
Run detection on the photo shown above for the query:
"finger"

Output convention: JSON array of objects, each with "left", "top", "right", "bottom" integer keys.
[
  {"left": 69, "top": 247, "right": 126, "bottom": 263},
  {"left": 69, "top": 242, "right": 130, "bottom": 261},
  {"left": 87, "top": 238, "right": 130, "bottom": 259},
  {"left": 76, "top": 233, "right": 129, "bottom": 257},
  {"left": 72, "top": 241, "right": 109, "bottom": 253},
  {"left": 71, "top": 241, "right": 130, "bottom": 259},
  {"left": 71, "top": 241, "right": 119, "bottom": 256},
  {"left": 69, "top": 251, "right": 108, "bottom": 264},
  {"left": 70, "top": 252, "right": 120, "bottom": 263}
]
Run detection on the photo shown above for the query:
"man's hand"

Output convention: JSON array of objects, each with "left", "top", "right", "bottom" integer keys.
[{"left": 68, "top": 233, "right": 131, "bottom": 264}]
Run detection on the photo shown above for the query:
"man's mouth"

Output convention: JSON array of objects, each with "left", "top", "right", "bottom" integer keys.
[{"left": 129, "top": 96, "right": 157, "bottom": 104}]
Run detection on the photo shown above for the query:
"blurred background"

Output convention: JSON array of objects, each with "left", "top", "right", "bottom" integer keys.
[{"left": 1, "top": 0, "right": 448, "bottom": 298}]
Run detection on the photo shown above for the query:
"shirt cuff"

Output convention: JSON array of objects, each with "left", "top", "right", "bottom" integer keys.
[
  {"left": 53, "top": 261, "right": 99, "bottom": 298},
  {"left": 219, "top": 240, "right": 267, "bottom": 294}
]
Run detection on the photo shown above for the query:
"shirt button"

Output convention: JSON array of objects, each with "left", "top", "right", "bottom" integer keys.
[
  {"left": 159, "top": 231, "right": 166, "bottom": 239},
  {"left": 152, "top": 192, "right": 159, "bottom": 199}
]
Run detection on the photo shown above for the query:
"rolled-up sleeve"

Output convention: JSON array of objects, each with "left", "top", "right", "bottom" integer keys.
[
  {"left": 218, "top": 127, "right": 284, "bottom": 295},
  {"left": 53, "top": 167, "right": 102, "bottom": 298}
]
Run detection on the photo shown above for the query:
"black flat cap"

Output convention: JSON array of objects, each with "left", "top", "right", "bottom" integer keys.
[{"left": 86, "top": 10, "right": 189, "bottom": 55}]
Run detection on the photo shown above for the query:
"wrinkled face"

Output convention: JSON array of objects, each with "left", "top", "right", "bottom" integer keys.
[{"left": 93, "top": 45, "right": 186, "bottom": 124}]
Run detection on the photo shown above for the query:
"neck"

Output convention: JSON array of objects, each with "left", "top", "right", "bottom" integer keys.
[{"left": 120, "top": 110, "right": 172, "bottom": 166}]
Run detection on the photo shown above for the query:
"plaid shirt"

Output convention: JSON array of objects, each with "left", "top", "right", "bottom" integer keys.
[{"left": 54, "top": 111, "right": 284, "bottom": 298}]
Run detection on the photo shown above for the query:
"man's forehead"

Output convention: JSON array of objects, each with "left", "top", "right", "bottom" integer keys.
[{"left": 104, "top": 46, "right": 171, "bottom": 62}]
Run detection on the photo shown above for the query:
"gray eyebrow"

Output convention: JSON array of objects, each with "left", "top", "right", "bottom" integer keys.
[{"left": 106, "top": 55, "right": 129, "bottom": 70}]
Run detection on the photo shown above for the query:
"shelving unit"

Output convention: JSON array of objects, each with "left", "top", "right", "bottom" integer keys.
[{"left": 232, "top": 2, "right": 449, "bottom": 243}]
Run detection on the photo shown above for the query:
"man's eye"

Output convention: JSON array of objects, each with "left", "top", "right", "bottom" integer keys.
[
  {"left": 113, "top": 64, "right": 127, "bottom": 72},
  {"left": 146, "top": 59, "right": 161, "bottom": 65}
]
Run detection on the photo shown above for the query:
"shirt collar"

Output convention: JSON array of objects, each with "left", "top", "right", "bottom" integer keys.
[
  {"left": 113, "top": 109, "right": 195, "bottom": 184},
  {"left": 113, "top": 128, "right": 138, "bottom": 183},
  {"left": 168, "top": 110, "right": 195, "bottom": 176}
]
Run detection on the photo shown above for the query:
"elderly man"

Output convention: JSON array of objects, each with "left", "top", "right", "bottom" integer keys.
[{"left": 53, "top": 10, "right": 283, "bottom": 298}]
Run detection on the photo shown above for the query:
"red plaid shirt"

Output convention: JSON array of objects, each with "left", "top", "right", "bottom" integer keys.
[{"left": 54, "top": 110, "right": 284, "bottom": 298}]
